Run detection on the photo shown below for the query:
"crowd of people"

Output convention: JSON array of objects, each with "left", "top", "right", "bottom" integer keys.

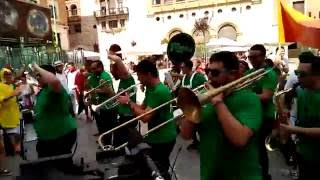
[{"left": 0, "top": 42, "right": 319, "bottom": 180}]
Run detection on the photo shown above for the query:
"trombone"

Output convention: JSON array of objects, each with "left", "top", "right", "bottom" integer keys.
[
  {"left": 83, "top": 80, "right": 111, "bottom": 105},
  {"left": 97, "top": 84, "right": 207, "bottom": 151},
  {"left": 91, "top": 83, "right": 141, "bottom": 112},
  {"left": 177, "top": 68, "right": 270, "bottom": 123}
]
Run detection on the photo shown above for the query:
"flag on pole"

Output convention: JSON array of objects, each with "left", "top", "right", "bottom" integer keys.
[{"left": 278, "top": 0, "right": 320, "bottom": 48}]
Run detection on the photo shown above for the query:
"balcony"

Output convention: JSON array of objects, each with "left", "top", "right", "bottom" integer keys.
[
  {"left": 94, "top": 7, "right": 129, "bottom": 20},
  {"left": 67, "top": 9, "right": 81, "bottom": 23}
]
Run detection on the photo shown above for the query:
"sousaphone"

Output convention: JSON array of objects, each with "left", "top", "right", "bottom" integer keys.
[{"left": 167, "top": 32, "right": 195, "bottom": 64}]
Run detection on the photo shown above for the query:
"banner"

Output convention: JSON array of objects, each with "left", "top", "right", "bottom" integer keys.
[{"left": 278, "top": 0, "right": 320, "bottom": 48}]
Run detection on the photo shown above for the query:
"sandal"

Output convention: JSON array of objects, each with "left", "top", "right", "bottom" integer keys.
[{"left": 0, "top": 169, "right": 12, "bottom": 176}]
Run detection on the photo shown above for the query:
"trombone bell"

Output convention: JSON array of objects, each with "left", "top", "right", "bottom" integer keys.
[{"left": 177, "top": 88, "right": 202, "bottom": 124}]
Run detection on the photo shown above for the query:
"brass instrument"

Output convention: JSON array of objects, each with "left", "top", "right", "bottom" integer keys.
[
  {"left": 265, "top": 88, "right": 293, "bottom": 152},
  {"left": 97, "top": 84, "right": 206, "bottom": 151},
  {"left": 91, "top": 83, "right": 141, "bottom": 112},
  {"left": 83, "top": 80, "right": 112, "bottom": 106},
  {"left": 177, "top": 69, "right": 270, "bottom": 123}
]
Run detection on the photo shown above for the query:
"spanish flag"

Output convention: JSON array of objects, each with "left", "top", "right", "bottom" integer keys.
[{"left": 278, "top": 0, "right": 320, "bottom": 48}]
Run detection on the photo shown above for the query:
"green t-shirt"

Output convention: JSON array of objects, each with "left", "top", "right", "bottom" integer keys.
[
  {"left": 87, "top": 71, "right": 114, "bottom": 105},
  {"left": 143, "top": 82, "right": 177, "bottom": 144},
  {"left": 246, "top": 67, "right": 277, "bottom": 119},
  {"left": 182, "top": 72, "right": 207, "bottom": 89},
  {"left": 34, "top": 86, "right": 77, "bottom": 140},
  {"left": 296, "top": 88, "right": 320, "bottom": 161},
  {"left": 199, "top": 89, "right": 262, "bottom": 180},
  {"left": 118, "top": 75, "right": 136, "bottom": 116}
]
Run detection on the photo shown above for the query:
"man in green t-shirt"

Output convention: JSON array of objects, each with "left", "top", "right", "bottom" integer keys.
[
  {"left": 247, "top": 44, "right": 278, "bottom": 180},
  {"left": 108, "top": 44, "right": 137, "bottom": 146},
  {"left": 181, "top": 60, "right": 207, "bottom": 150},
  {"left": 31, "top": 63, "right": 80, "bottom": 174},
  {"left": 118, "top": 60, "right": 176, "bottom": 180},
  {"left": 87, "top": 60, "right": 117, "bottom": 145},
  {"left": 180, "top": 51, "right": 263, "bottom": 180},
  {"left": 280, "top": 53, "right": 320, "bottom": 180}
]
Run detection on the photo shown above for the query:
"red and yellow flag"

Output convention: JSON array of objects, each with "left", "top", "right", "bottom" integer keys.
[{"left": 278, "top": 0, "right": 320, "bottom": 48}]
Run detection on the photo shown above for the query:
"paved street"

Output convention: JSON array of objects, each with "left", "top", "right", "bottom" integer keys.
[{"left": 2, "top": 115, "right": 295, "bottom": 180}]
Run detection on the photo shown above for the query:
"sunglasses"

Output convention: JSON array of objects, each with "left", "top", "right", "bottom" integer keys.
[{"left": 205, "top": 68, "right": 228, "bottom": 77}]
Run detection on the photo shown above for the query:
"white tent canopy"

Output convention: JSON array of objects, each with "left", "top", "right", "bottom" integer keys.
[
  {"left": 207, "top": 37, "right": 246, "bottom": 47},
  {"left": 67, "top": 50, "right": 100, "bottom": 60}
]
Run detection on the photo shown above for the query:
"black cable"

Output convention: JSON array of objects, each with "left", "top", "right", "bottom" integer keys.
[{"left": 170, "top": 145, "right": 182, "bottom": 180}]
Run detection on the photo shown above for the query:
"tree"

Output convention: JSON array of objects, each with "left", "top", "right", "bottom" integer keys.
[{"left": 193, "top": 18, "right": 210, "bottom": 60}]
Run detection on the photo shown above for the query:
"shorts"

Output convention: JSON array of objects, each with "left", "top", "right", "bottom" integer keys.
[{"left": 5, "top": 126, "right": 20, "bottom": 135}]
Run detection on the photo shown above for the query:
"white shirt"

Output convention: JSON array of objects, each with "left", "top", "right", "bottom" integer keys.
[
  {"left": 284, "top": 71, "right": 298, "bottom": 125},
  {"left": 56, "top": 73, "right": 68, "bottom": 92},
  {"left": 67, "top": 70, "right": 79, "bottom": 92}
]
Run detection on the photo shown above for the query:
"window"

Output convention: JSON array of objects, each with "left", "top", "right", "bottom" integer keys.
[
  {"left": 308, "top": 12, "right": 312, "bottom": 17},
  {"left": 49, "top": 5, "right": 57, "bottom": 18},
  {"left": 101, "top": 21, "right": 106, "bottom": 29},
  {"left": 218, "top": 24, "right": 237, "bottom": 41},
  {"left": 66, "top": 6, "right": 69, "bottom": 16},
  {"left": 74, "top": 24, "right": 81, "bottom": 33},
  {"left": 179, "top": 14, "right": 184, "bottom": 18},
  {"left": 156, "top": 17, "right": 160, "bottom": 21},
  {"left": 293, "top": 1, "right": 305, "bottom": 14},
  {"left": 246, "top": 5, "right": 251, "bottom": 10},
  {"left": 120, "top": 19, "right": 125, "bottom": 27},
  {"left": 218, "top": 9, "right": 223, "bottom": 13},
  {"left": 231, "top": 7, "right": 237, "bottom": 12},
  {"left": 204, "top": 11, "right": 209, "bottom": 15},
  {"left": 153, "top": 0, "right": 161, "bottom": 5},
  {"left": 167, "top": 15, "right": 171, "bottom": 20},
  {"left": 71, "top": 4, "right": 77, "bottom": 16},
  {"left": 109, "top": 20, "right": 118, "bottom": 28},
  {"left": 191, "top": 12, "right": 196, "bottom": 17},
  {"left": 319, "top": 11, "right": 320, "bottom": 18}
]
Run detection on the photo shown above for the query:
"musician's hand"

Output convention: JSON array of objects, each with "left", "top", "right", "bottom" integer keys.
[
  {"left": 13, "top": 86, "right": 23, "bottom": 96},
  {"left": 118, "top": 92, "right": 130, "bottom": 105},
  {"left": 211, "top": 93, "right": 224, "bottom": 106},
  {"left": 280, "top": 123, "right": 296, "bottom": 135},
  {"left": 108, "top": 53, "right": 121, "bottom": 62}
]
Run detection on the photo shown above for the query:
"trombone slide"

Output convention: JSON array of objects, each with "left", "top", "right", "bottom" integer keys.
[{"left": 91, "top": 83, "right": 140, "bottom": 112}]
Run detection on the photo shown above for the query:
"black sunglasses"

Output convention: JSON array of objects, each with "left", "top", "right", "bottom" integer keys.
[{"left": 205, "top": 68, "right": 228, "bottom": 77}]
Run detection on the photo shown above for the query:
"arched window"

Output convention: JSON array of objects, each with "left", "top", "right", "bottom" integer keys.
[
  {"left": 71, "top": 4, "right": 77, "bottom": 16},
  {"left": 168, "top": 29, "right": 182, "bottom": 39},
  {"left": 218, "top": 24, "right": 237, "bottom": 41}
]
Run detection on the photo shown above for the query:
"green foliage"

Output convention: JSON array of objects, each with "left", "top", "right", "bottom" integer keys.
[{"left": 195, "top": 43, "right": 205, "bottom": 58}]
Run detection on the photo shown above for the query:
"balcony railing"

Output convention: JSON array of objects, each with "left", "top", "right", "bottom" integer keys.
[
  {"left": 94, "top": 7, "right": 129, "bottom": 18},
  {"left": 67, "top": 9, "right": 81, "bottom": 22}
]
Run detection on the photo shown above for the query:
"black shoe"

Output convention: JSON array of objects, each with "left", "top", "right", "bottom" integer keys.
[
  {"left": 187, "top": 141, "right": 199, "bottom": 151},
  {"left": 0, "top": 169, "right": 12, "bottom": 176}
]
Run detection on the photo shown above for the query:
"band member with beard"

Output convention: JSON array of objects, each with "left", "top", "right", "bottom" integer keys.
[
  {"left": 118, "top": 60, "right": 176, "bottom": 180},
  {"left": 87, "top": 60, "right": 117, "bottom": 145},
  {"left": 181, "top": 60, "right": 207, "bottom": 150},
  {"left": 247, "top": 44, "right": 278, "bottom": 180},
  {"left": 280, "top": 53, "right": 320, "bottom": 180},
  {"left": 108, "top": 44, "right": 137, "bottom": 146},
  {"left": 180, "top": 51, "right": 263, "bottom": 180},
  {"left": 30, "top": 64, "right": 80, "bottom": 174}
]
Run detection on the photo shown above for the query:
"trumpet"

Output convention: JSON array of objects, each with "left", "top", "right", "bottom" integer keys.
[
  {"left": 265, "top": 88, "right": 293, "bottom": 152},
  {"left": 91, "top": 83, "right": 140, "bottom": 112},
  {"left": 177, "top": 69, "right": 270, "bottom": 123},
  {"left": 97, "top": 84, "right": 207, "bottom": 151}
]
